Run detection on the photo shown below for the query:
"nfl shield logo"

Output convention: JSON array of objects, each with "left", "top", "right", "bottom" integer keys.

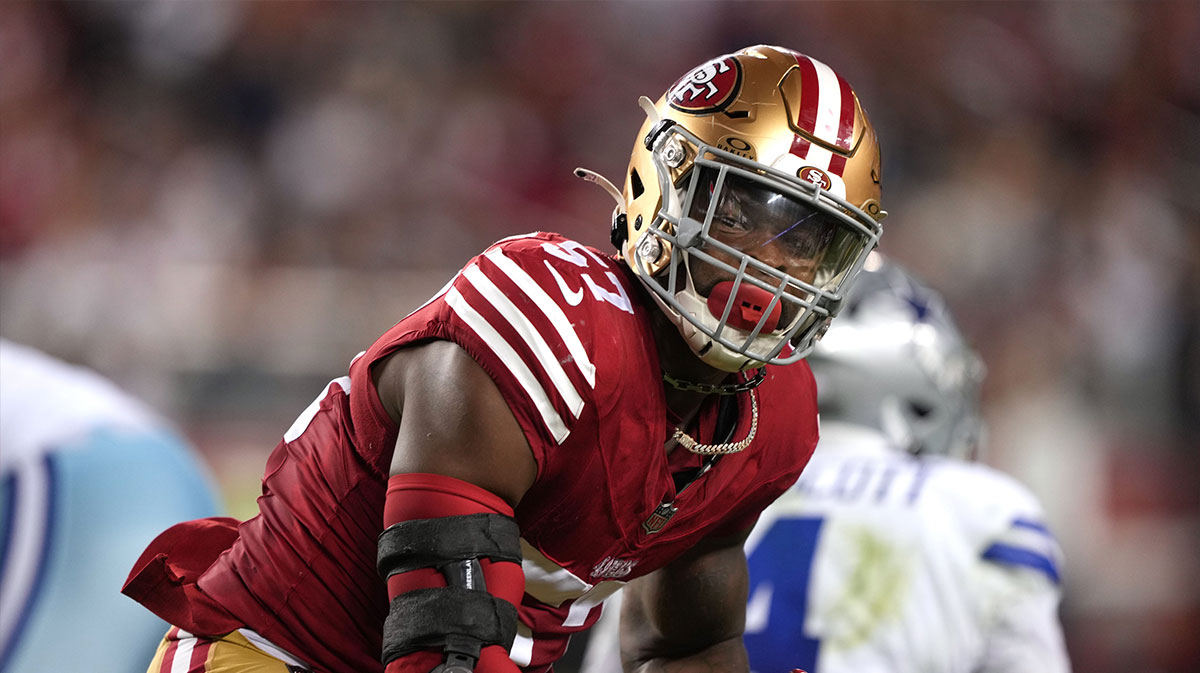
[{"left": 642, "top": 502, "right": 678, "bottom": 534}]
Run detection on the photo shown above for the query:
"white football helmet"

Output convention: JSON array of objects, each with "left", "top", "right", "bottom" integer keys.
[
  {"left": 580, "top": 45, "right": 886, "bottom": 372},
  {"left": 808, "top": 253, "right": 986, "bottom": 459}
]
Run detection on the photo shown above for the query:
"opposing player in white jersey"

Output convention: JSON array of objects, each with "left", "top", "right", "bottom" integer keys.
[
  {"left": 580, "top": 255, "right": 1070, "bottom": 673},
  {"left": 0, "top": 340, "right": 221, "bottom": 673},
  {"left": 741, "top": 255, "right": 1070, "bottom": 673}
]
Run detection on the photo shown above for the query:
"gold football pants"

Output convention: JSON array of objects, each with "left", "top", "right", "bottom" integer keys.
[{"left": 146, "top": 627, "right": 308, "bottom": 673}]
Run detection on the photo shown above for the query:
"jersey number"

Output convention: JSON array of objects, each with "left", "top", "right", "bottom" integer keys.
[
  {"left": 541, "top": 241, "right": 634, "bottom": 315},
  {"left": 744, "top": 516, "right": 824, "bottom": 673}
]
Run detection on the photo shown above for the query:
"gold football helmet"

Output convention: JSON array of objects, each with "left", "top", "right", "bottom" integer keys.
[{"left": 578, "top": 45, "right": 886, "bottom": 371}]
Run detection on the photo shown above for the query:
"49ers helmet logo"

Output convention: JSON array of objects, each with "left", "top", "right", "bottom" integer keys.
[
  {"left": 668, "top": 56, "right": 743, "bottom": 114},
  {"left": 798, "top": 166, "right": 832, "bottom": 190}
]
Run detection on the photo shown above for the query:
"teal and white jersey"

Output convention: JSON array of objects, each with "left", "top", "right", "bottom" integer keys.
[
  {"left": 741, "top": 421, "right": 1069, "bottom": 673},
  {"left": 0, "top": 340, "right": 221, "bottom": 673}
]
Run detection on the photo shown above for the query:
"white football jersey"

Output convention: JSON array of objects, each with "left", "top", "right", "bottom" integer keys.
[
  {"left": 0, "top": 340, "right": 220, "bottom": 672},
  {"left": 741, "top": 421, "right": 1070, "bottom": 673},
  {"left": 579, "top": 421, "right": 1070, "bottom": 673},
  {"left": 0, "top": 340, "right": 159, "bottom": 471}
]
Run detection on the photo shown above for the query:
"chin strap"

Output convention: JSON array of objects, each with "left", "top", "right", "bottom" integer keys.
[{"left": 662, "top": 367, "right": 767, "bottom": 395}]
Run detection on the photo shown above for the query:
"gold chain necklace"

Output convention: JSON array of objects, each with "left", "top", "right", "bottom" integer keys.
[{"left": 671, "top": 389, "right": 759, "bottom": 455}]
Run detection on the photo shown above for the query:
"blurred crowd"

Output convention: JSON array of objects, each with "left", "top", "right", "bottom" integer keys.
[{"left": 1, "top": 2, "right": 1197, "bottom": 671}]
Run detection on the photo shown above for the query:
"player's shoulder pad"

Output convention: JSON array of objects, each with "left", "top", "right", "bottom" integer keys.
[
  {"left": 456, "top": 231, "right": 641, "bottom": 356},
  {"left": 482, "top": 232, "right": 637, "bottom": 310},
  {"left": 931, "top": 459, "right": 1044, "bottom": 514},
  {"left": 934, "top": 460, "right": 1063, "bottom": 586},
  {"left": 464, "top": 229, "right": 629, "bottom": 323},
  {"left": 440, "top": 233, "right": 643, "bottom": 446}
]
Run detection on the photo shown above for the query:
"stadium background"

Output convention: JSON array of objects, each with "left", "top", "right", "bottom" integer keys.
[{"left": 1, "top": 2, "right": 1197, "bottom": 671}]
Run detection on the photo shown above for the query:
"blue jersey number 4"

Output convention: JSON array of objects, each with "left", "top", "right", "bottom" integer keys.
[{"left": 744, "top": 516, "right": 824, "bottom": 673}]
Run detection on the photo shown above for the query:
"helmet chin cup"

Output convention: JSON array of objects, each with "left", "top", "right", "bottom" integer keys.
[
  {"left": 707, "top": 281, "right": 782, "bottom": 333},
  {"left": 671, "top": 268, "right": 785, "bottom": 372},
  {"left": 649, "top": 288, "right": 756, "bottom": 373}
]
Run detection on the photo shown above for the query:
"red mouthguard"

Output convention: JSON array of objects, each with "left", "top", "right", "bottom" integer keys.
[{"left": 707, "top": 281, "right": 781, "bottom": 332}]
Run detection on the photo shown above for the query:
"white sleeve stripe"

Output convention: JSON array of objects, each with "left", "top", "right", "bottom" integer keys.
[
  {"left": 446, "top": 287, "right": 571, "bottom": 444},
  {"left": 283, "top": 376, "right": 351, "bottom": 443},
  {"left": 520, "top": 540, "right": 592, "bottom": 607},
  {"left": 563, "top": 581, "right": 625, "bottom": 627},
  {"left": 483, "top": 248, "right": 597, "bottom": 387},
  {"left": 462, "top": 265, "right": 585, "bottom": 419},
  {"left": 509, "top": 622, "right": 534, "bottom": 667}
]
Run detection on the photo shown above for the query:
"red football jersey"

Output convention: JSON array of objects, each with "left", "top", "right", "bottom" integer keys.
[{"left": 124, "top": 232, "right": 820, "bottom": 673}]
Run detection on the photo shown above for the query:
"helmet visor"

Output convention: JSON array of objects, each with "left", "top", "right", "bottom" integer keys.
[
  {"left": 686, "top": 165, "right": 866, "bottom": 294},
  {"left": 686, "top": 164, "right": 873, "bottom": 319}
]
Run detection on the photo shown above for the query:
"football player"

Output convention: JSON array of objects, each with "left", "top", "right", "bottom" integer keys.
[
  {"left": 581, "top": 255, "right": 1071, "bottom": 673},
  {"left": 0, "top": 340, "right": 221, "bottom": 673},
  {"left": 742, "top": 255, "right": 1070, "bottom": 673},
  {"left": 122, "top": 45, "right": 886, "bottom": 673}
]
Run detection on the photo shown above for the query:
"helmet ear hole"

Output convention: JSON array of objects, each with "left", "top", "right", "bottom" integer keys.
[
  {"left": 908, "top": 401, "right": 933, "bottom": 419},
  {"left": 630, "top": 168, "right": 645, "bottom": 199}
]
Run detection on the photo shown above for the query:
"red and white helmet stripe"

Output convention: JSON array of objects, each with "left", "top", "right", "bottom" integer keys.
[{"left": 784, "top": 54, "right": 859, "bottom": 194}]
